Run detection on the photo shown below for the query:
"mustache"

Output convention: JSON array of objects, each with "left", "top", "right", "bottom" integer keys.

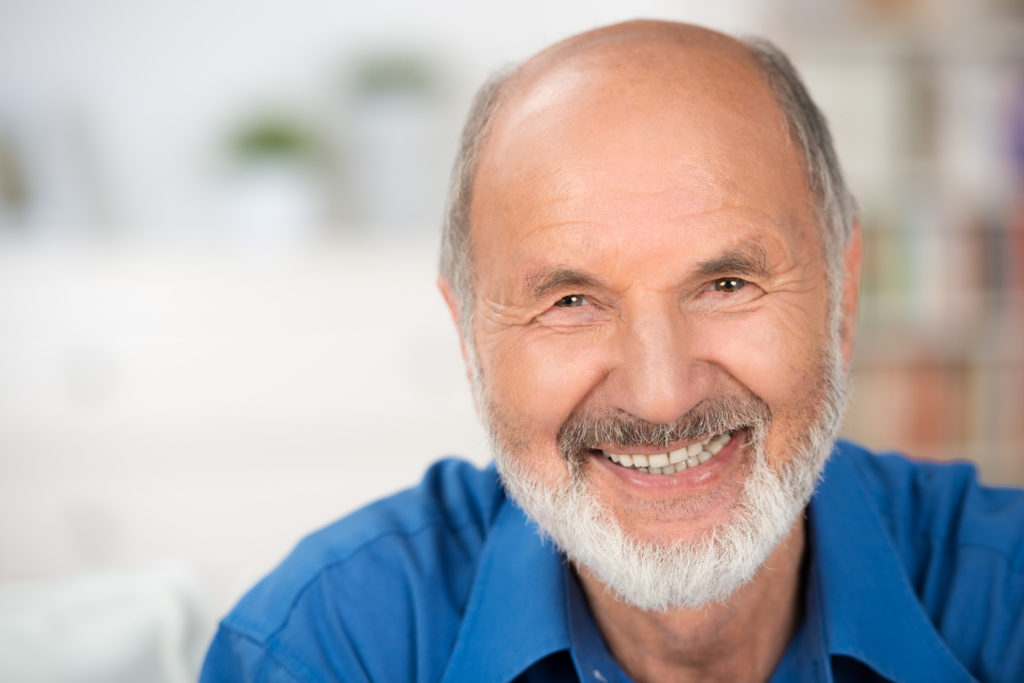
[{"left": 556, "top": 393, "right": 771, "bottom": 464}]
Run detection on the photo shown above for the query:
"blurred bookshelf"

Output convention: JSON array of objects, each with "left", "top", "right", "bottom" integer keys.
[{"left": 771, "top": 4, "right": 1024, "bottom": 486}]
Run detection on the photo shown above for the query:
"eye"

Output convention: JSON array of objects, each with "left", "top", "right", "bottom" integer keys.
[
  {"left": 536, "top": 292, "right": 605, "bottom": 327},
  {"left": 710, "top": 277, "right": 747, "bottom": 293},
  {"left": 554, "top": 294, "right": 588, "bottom": 307}
]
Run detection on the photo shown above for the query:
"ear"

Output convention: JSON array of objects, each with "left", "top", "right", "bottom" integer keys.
[
  {"left": 438, "top": 275, "right": 475, "bottom": 384},
  {"left": 839, "top": 220, "right": 862, "bottom": 370}
]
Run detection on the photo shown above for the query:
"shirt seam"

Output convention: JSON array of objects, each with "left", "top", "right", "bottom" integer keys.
[
  {"left": 216, "top": 623, "right": 311, "bottom": 683},
  {"left": 230, "top": 514, "right": 486, "bottom": 646},
  {"left": 908, "top": 530, "right": 1024, "bottom": 574}
]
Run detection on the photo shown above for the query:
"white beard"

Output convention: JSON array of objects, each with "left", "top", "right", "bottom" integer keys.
[{"left": 483, "top": 343, "right": 848, "bottom": 612}]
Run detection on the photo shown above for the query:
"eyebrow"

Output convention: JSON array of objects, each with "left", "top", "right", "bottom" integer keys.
[
  {"left": 522, "top": 241, "right": 774, "bottom": 302},
  {"left": 524, "top": 267, "right": 606, "bottom": 302},
  {"left": 690, "top": 242, "right": 772, "bottom": 281}
]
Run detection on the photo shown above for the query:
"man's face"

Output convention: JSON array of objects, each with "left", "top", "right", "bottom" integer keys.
[{"left": 459, "top": 43, "right": 856, "bottom": 607}]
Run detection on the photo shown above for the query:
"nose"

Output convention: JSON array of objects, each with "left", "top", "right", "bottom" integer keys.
[{"left": 605, "top": 305, "right": 708, "bottom": 425}]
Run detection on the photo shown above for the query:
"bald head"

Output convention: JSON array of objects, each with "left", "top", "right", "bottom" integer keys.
[
  {"left": 512, "top": 19, "right": 758, "bottom": 93},
  {"left": 440, "top": 21, "right": 855, "bottom": 329}
]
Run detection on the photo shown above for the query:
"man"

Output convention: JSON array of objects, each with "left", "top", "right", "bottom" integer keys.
[{"left": 201, "top": 20, "right": 1024, "bottom": 682}]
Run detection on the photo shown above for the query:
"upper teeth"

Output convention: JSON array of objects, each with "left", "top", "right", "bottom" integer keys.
[{"left": 603, "top": 432, "right": 732, "bottom": 475}]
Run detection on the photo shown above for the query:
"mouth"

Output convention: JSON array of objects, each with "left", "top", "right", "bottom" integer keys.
[{"left": 597, "top": 430, "right": 738, "bottom": 475}]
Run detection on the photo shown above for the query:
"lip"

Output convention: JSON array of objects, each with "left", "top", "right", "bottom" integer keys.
[{"left": 588, "top": 429, "right": 747, "bottom": 490}]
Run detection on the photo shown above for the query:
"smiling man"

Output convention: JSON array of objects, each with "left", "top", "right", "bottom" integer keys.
[{"left": 201, "top": 21, "right": 1024, "bottom": 683}]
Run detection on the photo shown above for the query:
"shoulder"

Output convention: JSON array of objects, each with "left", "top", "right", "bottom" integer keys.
[
  {"left": 832, "top": 441, "right": 1024, "bottom": 680},
  {"left": 200, "top": 458, "right": 507, "bottom": 683},
  {"left": 834, "top": 441, "right": 1024, "bottom": 568}
]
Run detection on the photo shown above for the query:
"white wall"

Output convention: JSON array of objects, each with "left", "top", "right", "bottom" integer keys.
[{"left": 0, "top": 0, "right": 766, "bottom": 233}]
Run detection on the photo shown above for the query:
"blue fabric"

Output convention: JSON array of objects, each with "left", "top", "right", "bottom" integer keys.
[{"left": 200, "top": 442, "right": 1024, "bottom": 682}]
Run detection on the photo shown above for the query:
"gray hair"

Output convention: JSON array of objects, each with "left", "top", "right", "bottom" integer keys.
[
  {"left": 741, "top": 37, "right": 858, "bottom": 311},
  {"left": 439, "top": 36, "right": 857, "bottom": 334},
  {"left": 439, "top": 67, "right": 513, "bottom": 336}
]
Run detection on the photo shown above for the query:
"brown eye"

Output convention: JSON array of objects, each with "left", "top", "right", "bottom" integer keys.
[
  {"left": 712, "top": 277, "right": 746, "bottom": 293},
  {"left": 554, "top": 294, "right": 587, "bottom": 307}
]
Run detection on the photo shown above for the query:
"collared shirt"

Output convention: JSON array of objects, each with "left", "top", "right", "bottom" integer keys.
[{"left": 200, "top": 442, "right": 1024, "bottom": 682}]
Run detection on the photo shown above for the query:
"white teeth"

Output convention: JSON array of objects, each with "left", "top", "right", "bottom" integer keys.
[
  {"left": 707, "top": 434, "right": 730, "bottom": 455},
  {"left": 648, "top": 453, "right": 669, "bottom": 468},
  {"left": 603, "top": 431, "right": 736, "bottom": 475}
]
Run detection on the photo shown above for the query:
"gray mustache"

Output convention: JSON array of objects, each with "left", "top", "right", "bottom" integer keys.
[{"left": 556, "top": 394, "right": 771, "bottom": 463}]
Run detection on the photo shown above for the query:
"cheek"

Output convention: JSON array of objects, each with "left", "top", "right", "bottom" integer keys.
[
  {"left": 483, "top": 331, "right": 609, "bottom": 441},
  {"left": 697, "top": 308, "right": 827, "bottom": 406},
  {"left": 697, "top": 307, "right": 833, "bottom": 465}
]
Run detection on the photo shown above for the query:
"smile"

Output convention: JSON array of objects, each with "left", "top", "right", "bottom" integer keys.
[{"left": 601, "top": 431, "right": 734, "bottom": 475}]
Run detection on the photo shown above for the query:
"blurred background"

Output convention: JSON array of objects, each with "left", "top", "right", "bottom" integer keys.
[{"left": 1, "top": 0, "right": 1023, "bottom": 680}]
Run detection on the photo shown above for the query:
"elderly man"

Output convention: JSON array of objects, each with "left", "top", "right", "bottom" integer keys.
[{"left": 201, "top": 20, "right": 1024, "bottom": 682}]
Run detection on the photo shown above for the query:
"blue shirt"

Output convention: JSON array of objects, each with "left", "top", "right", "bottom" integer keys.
[{"left": 200, "top": 441, "right": 1024, "bottom": 682}]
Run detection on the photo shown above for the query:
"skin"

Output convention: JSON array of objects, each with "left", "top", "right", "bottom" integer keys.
[{"left": 440, "top": 21, "right": 861, "bottom": 682}]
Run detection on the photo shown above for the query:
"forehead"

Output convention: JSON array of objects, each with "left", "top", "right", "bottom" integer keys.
[{"left": 468, "top": 37, "right": 818, "bottom": 279}]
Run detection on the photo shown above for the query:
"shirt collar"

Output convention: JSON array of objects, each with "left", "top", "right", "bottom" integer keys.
[
  {"left": 803, "top": 442, "right": 975, "bottom": 682},
  {"left": 441, "top": 500, "right": 572, "bottom": 683},
  {"left": 565, "top": 569, "right": 634, "bottom": 683}
]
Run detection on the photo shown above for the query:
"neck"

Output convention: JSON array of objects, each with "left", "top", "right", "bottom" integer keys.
[{"left": 576, "top": 519, "right": 806, "bottom": 683}]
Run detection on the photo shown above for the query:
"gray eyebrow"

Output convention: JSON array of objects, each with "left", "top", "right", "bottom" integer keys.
[
  {"left": 522, "top": 242, "right": 772, "bottom": 302},
  {"left": 524, "top": 267, "right": 605, "bottom": 302},
  {"left": 690, "top": 242, "right": 772, "bottom": 281}
]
